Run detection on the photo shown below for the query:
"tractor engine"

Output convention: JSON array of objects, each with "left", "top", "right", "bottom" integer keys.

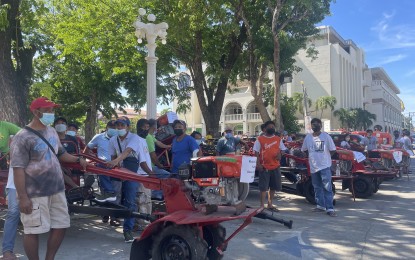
[{"left": 178, "top": 155, "right": 249, "bottom": 206}]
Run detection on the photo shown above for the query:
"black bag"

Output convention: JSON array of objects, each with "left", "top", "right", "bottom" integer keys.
[{"left": 116, "top": 137, "right": 139, "bottom": 178}]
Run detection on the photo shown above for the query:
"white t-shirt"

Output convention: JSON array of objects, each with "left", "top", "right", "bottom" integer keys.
[
  {"left": 301, "top": 132, "right": 336, "bottom": 173},
  {"left": 6, "top": 167, "right": 15, "bottom": 189},
  {"left": 109, "top": 132, "right": 152, "bottom": 175}
]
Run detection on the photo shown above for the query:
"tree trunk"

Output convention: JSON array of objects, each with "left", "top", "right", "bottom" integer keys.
[
  {"left": 251, "top": 64, "right": 271, "bottom": 122},
  {"left": 84, "top": 89, "right": 98, "bottom": 143},
  {"left": 272, "top": 36, "right": 283, "bottom": 131},
  {"left": 0, "top": 0, "right": 34, "bottom": 126}
]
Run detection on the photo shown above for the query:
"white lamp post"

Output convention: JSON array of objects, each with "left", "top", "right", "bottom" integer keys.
[{"left": 134, "top": 8, "right": 168, "bottom": 119}]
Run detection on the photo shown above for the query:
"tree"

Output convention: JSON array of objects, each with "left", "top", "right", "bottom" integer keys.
[
  {"left": 292, "top": 92, "right": 312, "bottom": 117},
  {"left": 154, "top": 1, "right": 247, "bottom": 136},
  {"left": 333, "top": 108, "right": 352, "bottom": 129},
  {"left": 354, "top": 108, "right": 376, "bottom": 130},
  {"left": 315, "top": 96, "right": 337, "bottom": 118},
  {"left": 0, "top": 0, "right": 41, "bottom": 125},
  {"left": 280, "top": 95, "right": 301, "bottom": 133},
  {"left": 268, "top": 0, "right": 332, "bottom": 130}
]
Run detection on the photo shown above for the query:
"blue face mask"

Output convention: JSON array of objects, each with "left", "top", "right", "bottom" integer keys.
[
  {"left": 107, "top": 128, "right": 118, "bottom": 137},
  {"left": 225, "top": 133, "right": 233, "bottom": 139},
  {"left": 118, "top": 129, "right": 127, "bottom": 137},
  {"left": 196, "top": 139, "right": 202, "bottom": 145},
  {"left": 66, "top": 130, "right": 76, "bottom": 137},
  {"left": 39, "top": 113, "right": 55, "bottom": 126}
]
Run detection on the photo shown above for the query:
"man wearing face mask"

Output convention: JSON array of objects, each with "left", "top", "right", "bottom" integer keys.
[
  {"left": 67, "top": 123, "right": 86, "bottom": 151},
  {"left": 53, "top": 117, "right": 79, "bottom": 154},
  {"left": 191, "top": 131, "right": 203, "bottom": 146},
  {"left": 301, "top": 118, "right": 337, "bottom": 217},
  {"left": 216, "top": 126, "right": 249, "bottom": 156},
  {"left": 253, "top": 121, "right": 287, "bottom": 211},
  {"left": 10, "top": 97, "right": 88, "bottom": 260},
  {"left": 171, "top": 120, "right": 202, "bottom": 174},
  {"left": 107, "top": 117, "right": 155, "bottom": 242},
  {"left": 146, "top": 119, "right": 171, "bottom": 200},
  {"left": 360, "top": 129, "right": 379, "bottom": 158}
]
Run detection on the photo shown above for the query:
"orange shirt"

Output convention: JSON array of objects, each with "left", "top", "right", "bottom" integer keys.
[{"left": 256, "top": 135, "right": 282, "bottom": 170}]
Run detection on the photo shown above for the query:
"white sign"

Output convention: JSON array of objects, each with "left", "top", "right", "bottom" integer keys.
[
  {"left": 166, "top": 111, "right": 178, "bottom": 123},
  {"left": 353, "top": 151, "right": 366, "bottom": 163},
  {"left": 393, "top": 151, "right": 403, "bottom": 163},
  {"left": 240, "top": 155, "right": 257, "bottom": 183},
  {"left": 323, "top": 120, "right": 330, "bottom": 132},
  {"left": 304, "top": 116, "right": 313, "bottom": 134}
]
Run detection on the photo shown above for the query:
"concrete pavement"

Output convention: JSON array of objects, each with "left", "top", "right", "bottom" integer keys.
[{"left": 1, "top": 161, "right": 415, "bottom": 259}]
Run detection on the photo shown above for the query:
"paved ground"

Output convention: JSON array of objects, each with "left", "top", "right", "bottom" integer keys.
[{"left": 1, "top": 160, "right": 415, "bottom": 259}]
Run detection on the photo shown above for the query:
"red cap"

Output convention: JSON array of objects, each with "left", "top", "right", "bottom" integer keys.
[{"left": 30, "top": 97, "right": 60, "bottom": 111}]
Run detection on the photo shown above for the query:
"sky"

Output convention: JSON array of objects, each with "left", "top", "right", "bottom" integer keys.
[{"left": 319, "top": 0, "right": 415, "bottom": 115}]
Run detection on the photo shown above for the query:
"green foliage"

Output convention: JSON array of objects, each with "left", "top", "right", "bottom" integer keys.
[
  {"left": 0, "top": 4, "right": 10, "bottom": 31},
  {"left": 334, "top": 108, "right": 376, "bottom": 131},
  {"left": 315, "top": 96, "right": 337, "bottom": 118},
  {"left": 292, "top": 92, "right": 312, "bottom": 116},
  {"left": 280, "top": 95, "right": 301, "bottom": 133}
]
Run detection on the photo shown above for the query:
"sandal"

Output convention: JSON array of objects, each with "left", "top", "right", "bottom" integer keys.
[{"left": 267, "top": 205, "right": 279, "bottom": 212}]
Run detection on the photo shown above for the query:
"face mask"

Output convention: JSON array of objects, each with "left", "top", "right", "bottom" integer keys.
[
  {"left": 345, "top": 138, "right": 350, "bottom": 141},
  {"left": 174, "top": 129, "right": 184, "bottom": 136},
  {"left": 225, "top": 133, "right": 233, "bottom": 139},
  {"left": 66, "top": 131, "right": 76, "bottom": 137},
  {"left": 196, "top": 139, "right": 202, "bottom": 145},
  {"left": 55, "top": 124, "right": 67, "bottom": 133},
  {"left": 266, "top": 128, "right": 275, "bottom": 135},
  {"left": 138, "top": 129, "right": 148, "bottom": 138},
  {"left": 311, "top": 126, "right": 321, "bottom": 132},
  {"left": 107, "top": 128, "right": 118, "bottom": 137},
  {"left": 39, "top": 113, "right": 55, "bottom": 126},
  {"left": 118, "top": 129, "right": 127, "bottom": 137}
]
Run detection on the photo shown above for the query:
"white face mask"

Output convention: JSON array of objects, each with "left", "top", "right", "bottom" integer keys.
[
  {"left": 66, "top": 131, "right": 76, "bottom": 137},
  {"left": 55, "top": 124, "right": 67, "bottom": 133}
]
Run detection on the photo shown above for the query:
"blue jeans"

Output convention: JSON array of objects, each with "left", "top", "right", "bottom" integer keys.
[
  {"left": 2, "top": 188, "right": 19, "bottom": 254},
  {"left": 151, "top": 166, "right": 171, "bottom": 199},
  {"left": 122, "top": 181, "right": 139, "bottom": 231},
  {"left": 99, "top": 175, "right": 115, "bottom": 193},
  {"left": 311, "top": 167, "right": 335, "bottom": 212}
]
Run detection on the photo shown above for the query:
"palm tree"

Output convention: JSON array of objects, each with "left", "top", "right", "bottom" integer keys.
[
  {"left": 292, "top": 92, "right": 312, "bottom": 116},
  {"left": 354, "top": 108, "right": 376, "bottom": 130},
  {"left": 315, "top": 96, "right": 337, "bottom": 118},
  {"left": 334, "top": 108, "right": 352, "bottom": 129}
]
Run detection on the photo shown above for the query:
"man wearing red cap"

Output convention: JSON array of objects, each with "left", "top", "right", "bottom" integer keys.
[{"left": 10, "top": 97, "right": 88, "bottom": 260}]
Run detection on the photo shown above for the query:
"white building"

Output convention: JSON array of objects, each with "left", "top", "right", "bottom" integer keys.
[{"left": 174, "top": 26, "right": 404, "bottom": 135}]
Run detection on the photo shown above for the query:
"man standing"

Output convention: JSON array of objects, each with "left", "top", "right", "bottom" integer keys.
[
  {"left": 253, "top": 121, "right": 286, "bottom": 211},
  {"left": 216, "top": 126, "right": 248, "bottom": 156},
  {"left": 301, "top": 118, "right": 337, "bottom": 217},
  {"left": 1, "top": 121, "right": 21, "bottom": 260},
  {"left": 107, "top": 117, "right": 154, "bottom": 242},
  {"left": 10, "top": 97, "right": 88, "bottom": 260},
  {"left": 360, "top": 129, "right": 378, "bottom": 158},
  {"left": 146, "top": 119, "right": 171, "bottom": 200}
]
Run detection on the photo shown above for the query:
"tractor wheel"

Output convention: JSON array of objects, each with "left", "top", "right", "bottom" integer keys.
[
  {"left": 152, "top": 225, "right": 208, "bottom": 260},
  {"left": 203, "top": 224, "right": 227, "bottom": 260},
  {"left": 130, "top": 237, "right": 152, "bottom": 260},
  {"left": 351, "top": 176, "right": 374, "bottom": 198},
  {"left": 303, "top": 180, "right": 316, "bottom": 204},
  {"left": 237, "top": 181, "right": 249, "bottom": 201}
]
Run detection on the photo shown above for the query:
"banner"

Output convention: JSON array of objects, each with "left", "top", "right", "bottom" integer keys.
[
  {"left": 353, "top": 151, "right": 366, "bottom": 163},
  {"left": 240, "top": 156, "right": 257, "bottom": 183},
  {"left": 393, "top": 151, "right": 403, "bottom": 163}
]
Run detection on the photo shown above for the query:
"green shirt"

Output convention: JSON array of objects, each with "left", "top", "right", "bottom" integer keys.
[
  {"left": 0, "top": 121, "right": 21, "bottom": 153},
  {"left": 146, "top": 134, "right": 157, "bottom": 166}
]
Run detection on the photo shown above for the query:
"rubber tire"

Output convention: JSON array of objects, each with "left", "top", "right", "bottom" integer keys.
[
  {"left": 203, "top": 224, "right": 227, "bottom": 260},
  {"left": 304, "top": 179, "right": 316, "bottom": 204},
  {"left": 351, "top": 176, "right": 374, "bottom": 198},
  {"left": 237, "top": 181, "right": 249, "bottom": 201},
  {"left": 130, "top": 237, "right": 152, "bottom": 260},
  {"left": 152, "top": 225, "right": 208, "bottom": 260}
]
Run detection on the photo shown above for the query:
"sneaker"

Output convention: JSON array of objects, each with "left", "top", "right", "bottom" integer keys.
[
  {"left": 95, "top": 192, "right": 117, "bottom": 202},
  {"left": 110, "top": 218, "right": 121, "bottom": 227},
  {"left": 311, "top": 207, "right": 326, "bottom": 212},
  {"left": 123, "top": 230, "right": 135, "bottom": 243},
  {"left": 327, "top": 211, "right": 337, "bottom": 217},
  {"left": 102, "top": 216, "right": 109, "bottom": 223}
]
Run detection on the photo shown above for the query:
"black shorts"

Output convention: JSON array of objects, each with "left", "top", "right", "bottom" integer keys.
[{"left": 258, "top": 168, "right": 282, "bottom": 192}]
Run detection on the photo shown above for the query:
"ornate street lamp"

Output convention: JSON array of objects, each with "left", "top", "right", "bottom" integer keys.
[{"left": 134, "top": 8, "right": 168, "bottom": 119}]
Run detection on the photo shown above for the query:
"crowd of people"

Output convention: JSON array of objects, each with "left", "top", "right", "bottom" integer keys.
[{"left": 1, "top": 96, "right": 414, "bottom": 259}]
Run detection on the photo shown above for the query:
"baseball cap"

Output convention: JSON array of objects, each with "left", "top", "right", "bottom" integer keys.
[
  {"left": 172, "top": 119, "right": 186, "bottom": 128},
  {"left": 30, "top": 97, "right": 60, "bottom": 111},
  {"left": 283, "top": 131, "right": 288, "bottom": 135},
  {"left": 115, "top": 117, "right": 131, "bottom": 126}
]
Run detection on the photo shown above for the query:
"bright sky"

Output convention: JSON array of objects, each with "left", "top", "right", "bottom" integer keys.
[{"left": 319, "top": 0, "right": 415, "bottom": 114}]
